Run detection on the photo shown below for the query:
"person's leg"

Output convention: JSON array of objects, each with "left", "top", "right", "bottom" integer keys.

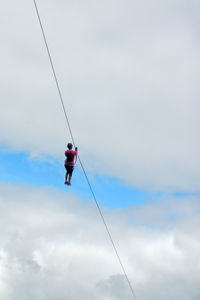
[
  {"left": 65, "top": 172, "right": 68, "bottom": 183},
  {"left": 68, "top": 167, "right": 74, "bottom": 185},
  {"left": 65, "top": 165, "right": 69, "bottom": 184}
]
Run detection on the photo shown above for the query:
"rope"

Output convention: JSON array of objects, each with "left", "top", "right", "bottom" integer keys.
[{"left": 32, "top": 1, "right": 137, "bottom": 299}]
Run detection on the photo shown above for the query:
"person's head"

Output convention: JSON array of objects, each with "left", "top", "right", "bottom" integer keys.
[{"left": 67, "top": 143, "right": 73, "bottom": 150}]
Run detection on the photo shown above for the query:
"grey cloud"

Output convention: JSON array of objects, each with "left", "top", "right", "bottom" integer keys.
[
  {"left": 0, "top": 0, "right": 200, "bottom": 191},
  {"left": 0, "top": 183, "right": 200, "bottom": 299},
  {"left": 97, "top": 274, "right": 131, "bottom": 300}
]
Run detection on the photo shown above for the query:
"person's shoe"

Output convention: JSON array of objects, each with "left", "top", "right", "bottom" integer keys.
[
  {"left": 65, "top": 181, "right": 68, "bottom": 184},
  {"left": 68, "top": 182, "right": 71, "bottom": 186}
]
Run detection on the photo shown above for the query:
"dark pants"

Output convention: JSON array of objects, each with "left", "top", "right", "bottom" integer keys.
[{"left": 65, "top": 165, "right": 74, "bottom": 177}]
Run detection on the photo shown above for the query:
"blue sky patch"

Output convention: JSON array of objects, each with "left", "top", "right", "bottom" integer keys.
[
  {"left": 0, "top": 149, "right": 160, "bottom": 208},
  {"left": 0, "top": 149, "right": 194, "bottom": 209}
]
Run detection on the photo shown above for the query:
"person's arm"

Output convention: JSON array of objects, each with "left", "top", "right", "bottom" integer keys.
[{"left": 74, "top": 147, "right": 78, "bottom": 164}]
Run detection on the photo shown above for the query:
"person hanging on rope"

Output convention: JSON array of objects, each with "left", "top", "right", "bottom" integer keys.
[{"left": 64, "top": 143, "right": 78, "bottom": 185}]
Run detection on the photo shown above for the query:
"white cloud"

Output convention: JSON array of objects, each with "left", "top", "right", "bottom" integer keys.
[
  {"left": 0, "top": 182, "right": 200, "bottom": 299},
  {"left": 0, "top": 0, "right": 199, "bottom": 191}
]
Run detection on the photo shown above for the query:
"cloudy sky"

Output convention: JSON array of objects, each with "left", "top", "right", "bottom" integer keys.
[{"left": 0, "top": 0, "right": 200, "bottom": 299}]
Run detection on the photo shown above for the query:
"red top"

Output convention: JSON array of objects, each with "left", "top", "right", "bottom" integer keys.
[{"left": 65, "top": 149, "right": 78, "bottom": 166}]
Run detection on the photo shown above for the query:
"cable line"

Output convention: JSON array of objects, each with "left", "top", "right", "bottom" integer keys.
[{"left": 32, "top": 1, "right": 137, "bottom": 299}]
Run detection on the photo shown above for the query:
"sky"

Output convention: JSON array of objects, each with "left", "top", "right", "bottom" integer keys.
[{"left": 0, "top": 0, "right": 200, "bottom": 299}]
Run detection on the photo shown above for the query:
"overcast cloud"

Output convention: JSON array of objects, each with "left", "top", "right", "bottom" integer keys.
[
  {"left": 0, "top": 183, "right": 199, "bottom": 299},
  {"left": 1, "top": 1, "right": 200, "bottom": 299},
  {"left": 0, "top": 0, "right": 199, "bottom": 191}
]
